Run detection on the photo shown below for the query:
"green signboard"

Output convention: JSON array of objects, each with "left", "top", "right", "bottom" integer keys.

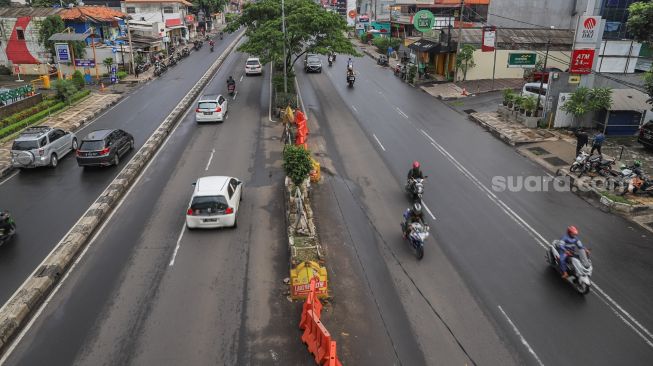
[
  {"left": 413, "top": 10, "right": 435, "bottom": 33},
  {"left": 507, "top": 53, "right": 537, "bottom": 68}
]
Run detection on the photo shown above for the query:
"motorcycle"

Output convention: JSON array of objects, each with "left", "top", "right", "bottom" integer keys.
[
  {"left": 346, "top": 72, "right": 355, "bottom": 87},
  {"left": 0, "top": 211, "right": 16, "bottom": 246},
  {"left": 182, "top": 48, "right": 190, "bottom": 57},
  {"left": 621, "top": 174, "right": 653, "bottom": 196},
  {"left": 220, "top": 33, "right": 223, "bottom": 40},
  {"left": 545, "top": 240, "right": 593, "bottom": 295},
  {"left": 168, "top": 56, "right": 177, "bottom": 67},
  {"left": 328, "top": 55, "right": 333, "bottom": 67},
  {"left": 569, "top": 151, "right": 589, "bottom": 173},
  {"left": 153, "top": 62, "right": 164, "bottom": 76},
  {"left": 377, "top": 55, "right": 389, "bottom": 67},
  {"left": 228, "top": 82, "right": 236, "bottom": 95},
  {"left": 406, "top": 177, "right": 427, "bottom": 203},
  {"left": 401, "top": 220, "right": 429, "bottom": 260},
  {"left": 210, "top": 44, "right": 214, "bottom": 52}
]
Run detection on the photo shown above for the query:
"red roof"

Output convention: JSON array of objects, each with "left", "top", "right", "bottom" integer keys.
[
  {"left": 165, "top": 18, "right": 182, "bottom": 27},
  {"left": 59, "top": 6, "right": 127, "bottom": 22}
]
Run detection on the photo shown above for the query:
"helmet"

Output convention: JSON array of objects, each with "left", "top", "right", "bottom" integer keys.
[
  {"left": 411, "top": 203, "right": 422, "bottom": 215},
  {"left": 412, "top": 161, "right": 420, "bottom": 169},
  {"left": 567, "top": 225, "right": 578, "bottom": 237},
  {"left": 634, "top": 160, "right": 642, "bottom": 167}
]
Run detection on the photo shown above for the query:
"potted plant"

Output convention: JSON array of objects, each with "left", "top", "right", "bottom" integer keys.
[
  {"left": 502, "top": 89, "right": 514, "bottom": 106},
  {"left": 522, "top": 96, "right": 537, "bottom": 117},
  {"left": 513, "top": 95, "right": 525, "bottom": 112}
]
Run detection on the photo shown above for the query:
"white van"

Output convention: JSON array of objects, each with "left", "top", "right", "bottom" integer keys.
[{"left": 521, "top": 82, "right": 548, "bottom": 104}]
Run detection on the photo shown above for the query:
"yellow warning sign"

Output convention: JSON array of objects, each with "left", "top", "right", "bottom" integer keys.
[
  {"left": 290, "top": 261, "right": 328, "bottom": 300},
  {"left": 568, "top": 75, "right": 581, "bottom": 84}
]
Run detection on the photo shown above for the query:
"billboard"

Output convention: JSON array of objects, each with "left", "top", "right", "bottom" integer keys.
[{"left": 346, "top": 0, "right": 356, "bottom": 26}]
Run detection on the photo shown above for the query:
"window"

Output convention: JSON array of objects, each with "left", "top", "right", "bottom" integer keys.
[
  {"left": 163, "top": 6, "right": 174, "bottom": 13},
  {"left": 198, "top": 102, "right": 217, "bottom": 110},
  {"left": 190, "top": 196, "right": 228, "bottom": 215},
  {"left": 79, "top": 140, "right": 105, "bottom": 151},
  {"left": 16, "top": 29, "right": 24, "bottom": 40},
  {"left": 228, "top": 184, "right": 234, "bottom": 199},
  {"left": 218, "top": 96, "right": 225, "bottom": 104},
  {"left": 39, "top": 137, "right": 47, "bottom": 148},
  {"left": 126, "top": 7, "right": 136, "bottom": 14}
]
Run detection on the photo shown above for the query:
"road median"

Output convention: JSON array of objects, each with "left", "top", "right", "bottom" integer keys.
[{"left": 0, "top": 30, "right": 246, "bottom": 357}]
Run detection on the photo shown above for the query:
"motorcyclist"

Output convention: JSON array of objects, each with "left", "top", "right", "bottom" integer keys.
[
  {"left": 227, "top": 76, "right": 235, "bottom": 89},
  {"left": 347, "top": 58, "right": 353, "bottom": 71},
  {"left": 209, "top": 39, "right": 215, "bottom": 52},
  {"left": 0, "top": 211, "right": 13, "bottom": 235},
  {"left": 558, "top": 226, "right": 586, "bottom": 279},
  {"left": 403, "top": 203, "right": 425, "bottom": 238},
  {"left": 407, "top": 161, "right": 424, "bottom": 180}
]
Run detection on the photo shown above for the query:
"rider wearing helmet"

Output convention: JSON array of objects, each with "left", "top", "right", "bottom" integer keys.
[
  {"left": 227, "top": 75, "right": 235, "bottom": 87},
  {"left": 407, "top": 161, "right": 424, "bottom": 180},
  {"left": 403, "top": 203, "right": 425, "bottom": 237},
  {"left": 559, "top": 226, "right": 585, "bottom": 278},
  {"left": 632, "top": 160, "right": 644, "bottom": 176}
]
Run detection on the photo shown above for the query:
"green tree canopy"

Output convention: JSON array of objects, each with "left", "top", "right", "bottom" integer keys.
[
  {"left": 561, "top": 87, "right": 613, "bottom": 125},
  {"left": 193, "top": 0, "right": 228, "bottom": 17},
  {"left": 644, "top": 69, "right": 653, "bottom": 106},
  {"left": 38, "top": 15, "right": 86, "bottom": 61},
  {"left": 226, "top": 0, "right": 357, "bottom": 77},
  {"left": 627, "top": 1, "right": 653, "bottom": 45},
  {"left": 455, "top": 44, "right": 476, "bottom": 81}
]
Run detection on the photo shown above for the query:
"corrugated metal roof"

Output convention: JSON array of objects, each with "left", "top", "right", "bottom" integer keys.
[
  {"left": 609, "top": 89, "right": 650, "bottom": 112},
  {"left": 49, "top": 30, "right": 93, "bottom": 41},
  {"left": 0, "top": 7, "right": 62, "bottom": 18}
]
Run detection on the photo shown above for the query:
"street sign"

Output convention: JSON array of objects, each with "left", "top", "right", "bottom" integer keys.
[
  {"left": 75, "top": 59, "right": 96, "bottom": 67},
  {"left": 111, "top": 47, "right": 117, "bottom": 54},
  {"left": 568, "top": 75, "right": 581, "bottom": 84},
  {"left": 413, "top": 10, "right": 435, "bottom": 33},
  {"left": 507, "top": 52, "right": 536, "bottom": 68},
  {"left": 481, "top": 26, "right": 496, "bottom": 52},
  {"left": 569, "top": 49, "right": 595, "bottom": 74},
  {"left": 575, "top": 16, "right": 602, "bottom": 45},
  {"left": 54, "top": 43, "right": 71, "bottom": 63}
]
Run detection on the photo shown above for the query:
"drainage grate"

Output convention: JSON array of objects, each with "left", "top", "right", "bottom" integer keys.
[
  {"left": 527, "top": 147, "right": 550, "bottom": 156},
  {"left": 543, "top": 156, "right": 568, "bottom": 166},
  {"left": 463, "top": 109, "right": 476, "bottom": 114}
]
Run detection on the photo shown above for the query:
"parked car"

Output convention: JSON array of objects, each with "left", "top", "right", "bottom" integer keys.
[
  {"left": 195, "top": 94, "right": 228, "bottom": 123},
  {"left": 305, "top": 55, "right": 322, "bottom": 73},
  {"left": 76, "top": 129, "right": 134, "bottom": 167},
  {"left": 11, "top": 126, "right": 77, "bottom": 169},
  {"left": 528, "top": 67, "right": 562, "bottom": 83},
  {"left": 638, "top": 120, "right": 653, "bottom": 149},
  {"left": 521, "top": 82, "right": 548, "bottom": 105},
  {"left": 186, "top": 176, "right": 243, "bottom": 229},
  {"left": 245, "top": 57, "right": 262, "bottom": 76}
]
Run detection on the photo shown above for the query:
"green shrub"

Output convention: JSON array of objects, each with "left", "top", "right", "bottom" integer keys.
[
  {"left": 117, "top": 71, "right": 128, "bottom": 80},
  {"left": 372, "top": 37, "right": 401, "bottom": 55},
  {"left": 72, "top": 70, "right": 86, "bottom": 90},
  {"left": 0, "top": 99, "right": 60, "bottom": 128},
  {"left": 53, "top": 79, "right": 78, "bottom": 102},
  {"left": 283, "top": 145, "right": 313, "bottom": 186}
]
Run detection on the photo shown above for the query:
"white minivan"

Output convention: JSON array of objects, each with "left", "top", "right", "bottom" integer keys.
[
  {"left": 186, "top": 176, "right": 243, "bottom": 229},
  {"left": 521, "top": 82, "right": 548, "bottom": 104},
  {"left": 195, "top": 94, "right": 228, "bottom": 123}
]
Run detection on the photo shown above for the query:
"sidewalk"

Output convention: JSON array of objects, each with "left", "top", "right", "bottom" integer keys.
[
  {"left": 0, "top": 92, "right": 123, "bottom": 177},
  {"left": 469, "top": 111, "right": 561, "bottom": 145}
]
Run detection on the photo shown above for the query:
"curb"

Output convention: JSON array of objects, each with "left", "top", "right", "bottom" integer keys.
[
  {"left": 0, "top": 30, "right": 246, "bottom": 356},
  {"left": 468, "top": 113, "right": 519, "bottom": 146}
]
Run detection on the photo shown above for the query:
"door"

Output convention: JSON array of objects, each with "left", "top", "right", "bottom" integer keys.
[
  {"left": 219, "top": 96, "right": 227, "bottom": 115},
  {"left": 229, "top": 178, "right": 241, "bottom": 210}
]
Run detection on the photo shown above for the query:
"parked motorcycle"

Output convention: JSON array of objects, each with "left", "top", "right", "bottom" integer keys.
[
  {"left": 621, "top": 174, "right": 653, "bottom": 196},
  {"left": 406, "top": 177, "right": 427, "bottom": 203},
  {"left": 0, "top": 211, "right": 16, "bottom": 246},
  {"left": 182, "top": 48, "right": 190, "bottom": 57},
  {"left": 401, "top": 221, "right": 428, "bottom": 260},
  {"left": 545, "top": 240, "right": 593, "bottom": 295},
  {"left": 174, "top": 52, "right": 182, "bottom": 61},
  {"left": 377, "top": 55, "right": 389, "bottom": 66}
]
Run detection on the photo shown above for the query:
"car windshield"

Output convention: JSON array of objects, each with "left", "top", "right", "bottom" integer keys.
[
  {"left": 190, "top": 195, "right": 228, "bottom": 215},
  {"left": 246, "top": 60, "right": 259, "bottom": 66},
  {"left": 198, "top": 102, "right": 217, "bottom": 110},
  {"left": 308, "top": 57, "right": 320, "bottom": 63},
  {"left": 11, "top": 140, "right": 38, "bottom": 151},
  {"left": 79, "top": 140, "right": 105, "bottom": 151}
]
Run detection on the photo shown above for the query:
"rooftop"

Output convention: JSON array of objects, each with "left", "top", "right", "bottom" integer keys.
[
  {"left": 0, "top": 7, "right": 61, "bottom": 18},
  {"left": 59, "top": 6, "right": 127, "bottom": 22},
  {"left": 124, "top": 0, "right": 193, "bottom": 6},
  {"left": 608, "top": 89, "right": 650, "bottom": 112}
]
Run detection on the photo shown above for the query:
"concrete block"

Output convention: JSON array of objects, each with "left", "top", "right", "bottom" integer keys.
[{"left": 0, "top": 317, "right": 19, "bottom": 344}]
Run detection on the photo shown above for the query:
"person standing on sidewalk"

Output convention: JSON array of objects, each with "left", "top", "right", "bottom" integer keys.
[
  {"left": 574, "top": 128, "right": 588, "bottom": 156},
  {"left": 590, "top": 132, "right": 605, "bottom": 157},
  {"left": 135, "top": 65, "right": 140, "bottom": 80}
]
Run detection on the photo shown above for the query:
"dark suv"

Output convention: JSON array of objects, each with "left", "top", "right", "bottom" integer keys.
[
  {"left": 76, "top": 129, "right": 134, "bottom": 167},
  {"left": 638, "top": 121, "right": 653, "bottom": 149}
]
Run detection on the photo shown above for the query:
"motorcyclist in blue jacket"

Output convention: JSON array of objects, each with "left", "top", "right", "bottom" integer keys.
[{"left": 559, "top": 226, "right": 585, "bottom": 278}]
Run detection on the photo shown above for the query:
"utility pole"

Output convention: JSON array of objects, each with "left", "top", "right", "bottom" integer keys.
[
  {"left": 126, "top": 17, "right": 136, "bottom": 75},
  {"left": 535, "top": 38, "right": 550, "bottom": 117},
  {"left": 282, "top": 0, "right": 288, "bottom": 93},
  {"left": 454, "top": 0, "right": 464, "bottom": 83}
]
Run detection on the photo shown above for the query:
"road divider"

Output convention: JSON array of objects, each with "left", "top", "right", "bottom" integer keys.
[{"left": 0, "top": 30, "right": 246, "bottom": 355}]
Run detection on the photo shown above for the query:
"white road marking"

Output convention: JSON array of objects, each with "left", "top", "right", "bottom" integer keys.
[
  {"left": 395, "top": 106, "right": 409, "bottom": 119},
  {"left": 205, "top": 148, "right": 215, "bottom": 171},
  {"left": 498, "top": 305, "right": 544, "bottom": 366},
  {"left": 239, "top": 75, "right": 243, "bottom": 82},
  {"left": 351, "top": 105, "right": 358, "bottom": 113},
  {"left": 372, "top": 134, "right": 386, "bottom": 151},
  {"left": 168, "top": 224, "right": 187, "bottom": 266},
  {"left": 233, "top": 91, "right": 238, "bottom": 100},
  {"left": 419, "top": 128, "right": 653, "bottom": 348},
  {"left": 0, "top": 94, "right": 198, "bottom": 364},
  {"left": 268, "top": 63, "right": 274, "bottom": 122},
  {"left": 0, "top": 171, "right": 18, "bottom": 187},
  {"left": 422, "top": 202, "right": 436, "bottom": 220}
]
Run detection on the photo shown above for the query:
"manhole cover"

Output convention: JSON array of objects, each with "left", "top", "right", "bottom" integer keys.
[
  {"left": 463, "top": 109, "right": 476, "bottom": 114},
  {"left": 527, "top": 147, "right": 550, "bottom": 156},
  {"left": 543, "top": 156, "right": 568, "bottom": 166}
]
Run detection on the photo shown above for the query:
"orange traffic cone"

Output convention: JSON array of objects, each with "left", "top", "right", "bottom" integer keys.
[
  {"left": 461, "top": 88, "right": 469, "bottom": 96},
  {"left": 100, "top": 83, "right": 105, "bottom": 92}
]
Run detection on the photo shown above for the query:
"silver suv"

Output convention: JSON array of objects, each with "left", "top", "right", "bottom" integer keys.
[{"left": 11, "top": 126, "right": 77, "bottom": 169}]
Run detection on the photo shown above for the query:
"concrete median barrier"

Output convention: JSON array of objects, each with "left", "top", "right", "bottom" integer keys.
[{"left": 0, "top": 30, "right": 246, "bottom": 356}]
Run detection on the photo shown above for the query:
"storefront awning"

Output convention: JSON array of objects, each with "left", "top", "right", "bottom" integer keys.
[
  {"left": 165, "top": 18, "right": 182, "bottom": 27},
  {"left": 408, "top": 39, "right": 439, "bottom": 52}
]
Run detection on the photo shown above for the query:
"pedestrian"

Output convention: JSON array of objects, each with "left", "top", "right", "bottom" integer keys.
[
  {"left": 134, "top": 65, "right": 140, "bottom": 79},
  {"left": 590, "top": 131, "right": 605, "bottom": 157},
  {"left": 574, "top": 128, "right": 588, "bottom": 156}
]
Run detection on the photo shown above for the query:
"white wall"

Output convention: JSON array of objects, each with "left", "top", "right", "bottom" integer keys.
[
  {"left": 461, "top": 50, "right": 570, "bottom": 81},
  {"left": 596, "top": 40, "right": 642, "bottom": 74}
]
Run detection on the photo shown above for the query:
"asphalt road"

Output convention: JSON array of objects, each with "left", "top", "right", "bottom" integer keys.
[
  {"left": 0, "top": 31, "right": 239, "bottom": 306},
  {"left": 295, "top": 55, "right": 653, "bottom": 365},
  {"left": 2, "top": 48, "right": 322, "bottom": 365}
]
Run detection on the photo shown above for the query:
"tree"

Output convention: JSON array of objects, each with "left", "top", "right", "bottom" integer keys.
[
  {"left": 226, "top": 0, "right": 357, "bottom": 82},
  {"left": 193, "top": 0, "right": 228, "bottom": 16},
  {"left": 644, "top": 68, "right": 653, "bottom": 107},
  {"left": 455, "top": 44, "right": 476, "bottom": 81},
  {"left": 561, "top": 87, "right": 613, "bottom": 126},
  {"left": 53, "top": 79, "right": 78, "bottom": 103},
  {"left": 627, "top": 1, "right": 653, "bottom": 45},
  {"left": 282, "top": 145, "right": 313, "bottom": 187},
  {"left": 103, "top": 57, "right": 114, "bottom": 74},
  {"left": 72, "top": 70, "right": 86, "bottom": 90},
  {"left": 38, "top": 15, "right": 86, "bottom": 61}
]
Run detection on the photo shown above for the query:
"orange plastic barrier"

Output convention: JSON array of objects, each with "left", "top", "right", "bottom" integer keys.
[
  {"left": 300, "top": 278, "right": 323, "bottom": 329},
  {"left": 299, "top": 278, "right": 342, "bottom": 366},
  {"left": 295, "top": 110, "right": 309, "bottom": 135}
]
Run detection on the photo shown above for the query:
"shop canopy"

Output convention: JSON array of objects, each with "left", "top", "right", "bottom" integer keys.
[{"left": 408, "top": 39, "right": 439, "bottom": 52}]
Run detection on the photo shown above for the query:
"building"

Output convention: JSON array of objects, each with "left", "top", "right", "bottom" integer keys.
[
  {"left": 390, "top": 0, "right": 489, "bottom": 39},
  {"left": 0, "top": 7, "right": 62, "bottom": 74},
  {"left": 487, "top": 0, "right": 588, "bottom": 30},
  {"left": 59, "top": 6, "right": 127, "bottom": 44},
  {"left": 121, "top": 0, "right": 193, "bottom": 49}
]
